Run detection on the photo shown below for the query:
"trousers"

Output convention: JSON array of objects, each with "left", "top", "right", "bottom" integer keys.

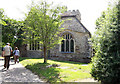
[{"left": 4, "top": 56, "right": 10, "bottom": 69}]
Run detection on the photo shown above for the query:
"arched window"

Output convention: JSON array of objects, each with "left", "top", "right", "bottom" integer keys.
[{"left": 61, "top": 32, "right": 74, "bottom": 53}]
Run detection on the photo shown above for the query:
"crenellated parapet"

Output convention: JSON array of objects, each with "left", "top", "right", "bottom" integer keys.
[{"left": 61, "top": 10, "right": 81, "bottom": 21}]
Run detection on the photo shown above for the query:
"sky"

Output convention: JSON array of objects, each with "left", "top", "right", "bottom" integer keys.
[{"left": 0, "top": 0, "right": 114, "bottom": 34}]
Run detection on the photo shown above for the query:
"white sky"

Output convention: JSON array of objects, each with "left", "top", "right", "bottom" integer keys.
[{"left": 0, "top": 0, "right": 114, "bottom": 34}]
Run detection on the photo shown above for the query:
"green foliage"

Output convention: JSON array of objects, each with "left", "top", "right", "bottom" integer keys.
[
  {"left": 0, "top": 8, "right": 4, "bottom": 54},
  {"left": 2, "top": 18, "right": 24, "bottom": 48},
  {"left": 23, "top": 0, "right": 67, "bottom": 63},
  {"left": 0, "top": 8, "right": 6, "bottom": 25},
  {"left": 0, "top": 8, "right": 24, "bottom": 49},
  {"left": 91, "top": 1, "right": 120, "bottom": 83},
  {"left": 20, "top": 57, "right": 92, "bottom": 83}
]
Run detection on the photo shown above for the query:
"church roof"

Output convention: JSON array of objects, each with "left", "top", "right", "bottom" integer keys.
[{"left": 61, "top": 10, "right": 91, "bottom": 37}]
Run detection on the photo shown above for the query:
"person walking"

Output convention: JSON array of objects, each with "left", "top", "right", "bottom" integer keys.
[
  {"left": 2, "top": 43, "right": 12, "bottom": 70},
  {"left": 13, "top": 47, "right": 20, "bottom": 64}
]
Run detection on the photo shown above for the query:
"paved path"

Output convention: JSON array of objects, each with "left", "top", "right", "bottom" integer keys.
[{"left": 0, "top": 58, "right": 45, "bottom": 84}]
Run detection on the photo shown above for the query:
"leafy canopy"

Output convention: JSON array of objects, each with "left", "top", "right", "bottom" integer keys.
[
  {"left": 2, "top": 17, "right": 23, "bottom": 47},
  {"left": 23, "top": 0, "right": 67, "bottom": 63}
]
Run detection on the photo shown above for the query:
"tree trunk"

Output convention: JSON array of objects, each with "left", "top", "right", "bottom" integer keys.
[{"left": 43, "top": 45, "right": 47, "bottom": 63}]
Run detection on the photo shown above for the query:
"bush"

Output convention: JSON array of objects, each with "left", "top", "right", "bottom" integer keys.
[{"left": 91, "top": 1, "right": 120, "bottom": 84}]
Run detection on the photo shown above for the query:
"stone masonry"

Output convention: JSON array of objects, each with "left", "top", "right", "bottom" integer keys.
[
  {"left": 26, "top": 10, "right": 91, "bottom": 63},
  {"left": 50, "top": 10, "right": 91, "bottom": 63}
]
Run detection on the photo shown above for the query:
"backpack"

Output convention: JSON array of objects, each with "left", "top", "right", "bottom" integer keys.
[{"left": 4, "top": 46, "right": 11, "bottom": 56}]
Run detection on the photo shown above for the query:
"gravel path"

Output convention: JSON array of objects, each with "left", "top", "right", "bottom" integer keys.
[{"left": 0, "top": 58, "right": 45, "bottom": 83}]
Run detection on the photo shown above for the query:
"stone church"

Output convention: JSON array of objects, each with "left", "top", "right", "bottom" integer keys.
[{"left": 26, "top": 10, "right": 91, "bottom": 63}]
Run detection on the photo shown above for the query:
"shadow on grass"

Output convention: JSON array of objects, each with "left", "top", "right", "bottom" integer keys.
[
  {"left": 49, "top": 59, "right": 89, "bottom": 65},
  {"left": 19, "top": 57, "right": 89, "bottom": 65},
  {"left": 19, "top": 57, "right": 35, "bottom": 61},
  {"left": 25, "top": 62, "right": 63, "bottom": 83}
]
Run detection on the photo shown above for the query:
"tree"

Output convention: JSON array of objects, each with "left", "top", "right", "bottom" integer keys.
[
  {"left": 23, "top": 0, "right": 66, "bottom": 63},
  {"left": 0, "top": 8, "right": 5, "bottom": 54},
  {"left": 2, "top": 17, "right": 23, "bottom": 48},
  {"left": 0, "top": 8, "right": 6, "bottom": 25},
  {"left": 0, "top": 8, "right": 24, "bottom": 57},
  {"left": 91, "top": 1, "right": 120, "bottom": 84}
]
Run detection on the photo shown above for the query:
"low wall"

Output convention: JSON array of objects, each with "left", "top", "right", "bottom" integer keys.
[
  {"left": 27, "top": 50, "right": 43, "bottom": 58},
  {"left": 26, "top": 50, "right": 91, "bottom": 63},
  {"left": 50, "top": 52, "right": 91, "bottom": 63}
]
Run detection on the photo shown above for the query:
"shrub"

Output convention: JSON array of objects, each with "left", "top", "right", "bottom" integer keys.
[{"left": 91, "top": 1, "right": 120, "bottom": 84}]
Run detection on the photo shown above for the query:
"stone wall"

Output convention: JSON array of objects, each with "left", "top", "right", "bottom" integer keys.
[
  {"left": 50, "top": 30, "right": 91, "bottom": 63},
  {"left": 27, "top": 50, "right": 43, "bottom": 58},
  {"left": 61, "top": 10, "right": 81, "bottom": 21},
  {"left": 25, "top": 10, "right": 91, "bottom": 63},
  {"left": 20, "top": 44, "right": 27, "bottom": 57},
  {"left": 61, "top": 17, "right": 86, "bottom": 33},
  {"left": 25, "top": 31, "right": 91, "bottom": 63}
]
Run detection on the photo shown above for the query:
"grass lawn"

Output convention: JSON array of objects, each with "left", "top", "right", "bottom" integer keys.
[{"left": 20, "top": 57, "right": 92, "bottom": 83}]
